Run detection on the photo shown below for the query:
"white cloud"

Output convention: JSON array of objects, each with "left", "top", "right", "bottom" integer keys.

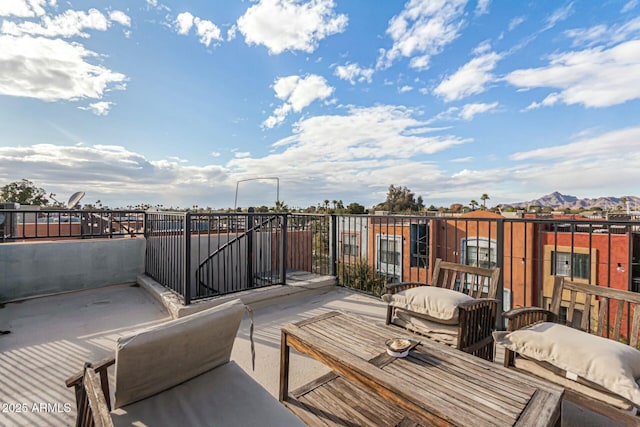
[
  {"left": 194, "top": 18, "right": 222, "bottom": 46},
  {"left": 78, "top": 101, "right": 113, "bottom": 116},
  {"left": 0, "top": 35, "right": 126, "bottom": 101},
  {"left": 544, "top": 2, "right": 574, "bottom": 31},
  {"left": 1, "top": 8, "right": 110, "bottom": 38},
  {"left": 377, "top": 0, "right": 467, "bottom": 70},
  {"left": 475, "top": 0, "right": 490, "bottom": 16},
  {"left": 0, "top": 144, "right": 232, "bottom": 207},
  {"left": 508, "top": 16, "right": 525, "bottom": 31},
  {"left": 175, "top": 12, "right": 222, "bottom": 47},
  {"left": 234, "top": 105, "right": 470, "bottom": 197},
  {"left": 210, "top": 151, "right": 221, "bottom": 157},
  {"left": 109, "top": 10, "right": 131, "bottom": 27},
  {"left": 398, "top": 85, "right": 413, "bottom": 93},
  {"left": 334, "top": 63, "right": 374, "bottom": 84},
  {"left": 511, "top": 127, "right": 640, "bottom": 161},
  {"left": 506, "top": 40, "right": 640, "bottom": 108},
  {"left": 226, "top": 24, "right": 237, "bottom": 41},
  {"left": 433, "top": 51, "right": 501, "bottom": 101},
  {"left": 450, "top": 156, "right": 473, "bottom": 162},
  {"left": 0, "top": 0, "right": 48, "bottom": 18},
  {"left": 622, "top": 0, "right": 638, "bottom": 13},
  {"left": 175, "top": 12, "right": 194, "bottom": 35},
  {"left": 458, "top": 102, "right": 498, "bottom": 120},
  {"left": 237, "top": 0, "right": 347, "bottom": 55},
  {"left": 472, "top": 39, "right": 491, "bottom": 55},
  {"left": 263, "top": 74, "right": 334, "bottom": 128},
  {"left": 504, "top": 127, "right": 640, "bottom": 196},
  {"left": 565, "top": 17, "right": 640, "bottom": 47}
]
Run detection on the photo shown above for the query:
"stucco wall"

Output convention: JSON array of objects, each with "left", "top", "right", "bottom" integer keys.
[{"left": 0, "top": 237, "right": 145, "bottom": 302}]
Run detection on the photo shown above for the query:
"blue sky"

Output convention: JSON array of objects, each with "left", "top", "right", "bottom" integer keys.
[{"left": 1, "top": 0, "right": 640, "bottom": 209}]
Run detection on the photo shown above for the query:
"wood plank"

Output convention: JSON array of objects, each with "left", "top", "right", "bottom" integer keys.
[
  {"left": 283, "top": 311, "right": 562, "bottom": 427},
  {"left": 283, "top": 325, "right": 455, "bottom": 426},
  {"left": 295, "top": 311, "right": 342, "bottom": 327}
]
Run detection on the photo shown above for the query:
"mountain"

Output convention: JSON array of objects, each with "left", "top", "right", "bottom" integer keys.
[{"left": 505, "top": 192, "right": 640, "bottom": 210}]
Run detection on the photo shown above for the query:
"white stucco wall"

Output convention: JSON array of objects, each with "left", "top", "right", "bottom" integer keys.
[{"left": 0, "top": 237, "right": 145, "bottom": 302}]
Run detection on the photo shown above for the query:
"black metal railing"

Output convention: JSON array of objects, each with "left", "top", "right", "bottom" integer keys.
[
  {"left": 333, "top": 212, "right": 640, "bottom": 337},
  {"left": 144, "top": 212, "right": 189, "bottom": 303},
  {"left": 193, "top": 213, "right": 286, "bottom": 301},
  {"left": 0, "top": 209, "right": 144, "bottom": 241}
]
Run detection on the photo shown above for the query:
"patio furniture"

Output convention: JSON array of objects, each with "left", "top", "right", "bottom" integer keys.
[
  {"left": 496, "top": 276, "right": 640, "bottom": 425},
  {"left": 280, "top": 311, "right": 563, "bottom": 427},
  {"left": 382, "top": 258, "right": 501, "bottom": 361},
  {"left": 65, "top": 299, "right": 304, "bottom": 427}
]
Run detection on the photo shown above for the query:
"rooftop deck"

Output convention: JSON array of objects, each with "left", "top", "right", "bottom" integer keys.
[{"left": 0, "top": 280, "right": 625, "bottom": 426}]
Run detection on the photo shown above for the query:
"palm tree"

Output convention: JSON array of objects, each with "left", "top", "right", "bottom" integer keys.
[
  {"left": 323, "top": 199, "right": 330, "bottom": 212},
  {"left": 480, "top": 193, "right": 490, "bottom": 210},
  {"left": 470, "top": 200, "right": 478, "bottom": 211}
]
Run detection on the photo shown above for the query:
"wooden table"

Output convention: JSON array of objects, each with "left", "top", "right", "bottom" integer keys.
[{"left": 280, "top": 311, "right": 563, "bottom": 427}]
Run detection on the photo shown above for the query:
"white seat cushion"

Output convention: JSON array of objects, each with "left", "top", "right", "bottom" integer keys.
[
  {"left": 494, "top": 322, "right": 640, "bottom": 406},
  {"left": 382, "top": 286, "right": 473, "bottom": 324},
  {"left": 111, "top": 361, "right": 305, "bottom": 427},
  {"left": 114, "top": 299, "right": 246, "bottom": 408}
]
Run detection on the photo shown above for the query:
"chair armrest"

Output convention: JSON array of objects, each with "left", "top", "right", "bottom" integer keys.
[
  {"left": 457, "top": 298, "right": 499, "bottom": 360},
  {"left": 384, "top": 282, "right": 425, "bottom": 294},
  {"left": 66, "top": 356, "right": 115, "bottom": 388},
  {"left": 502, "top": 307, "right": 554, "bottom": 332}
]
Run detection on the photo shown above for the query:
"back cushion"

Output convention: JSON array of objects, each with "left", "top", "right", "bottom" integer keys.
[
  {"left": 114, "top": 299, "right": 245, "bottom": 408},
  {"left": 382, "top": 286, "right": 473, "bottom": 324}
]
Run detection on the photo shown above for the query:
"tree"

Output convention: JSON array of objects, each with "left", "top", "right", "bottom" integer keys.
[
  {"left": 0, "top": 179, "right": 49, "bottom": 206},
  {"left": 345, "top": 202, "right": 366, "bottom": 214},
  {"left": 376, "top": 185, "right": 424, "bottom": 213},
  {"left": 470, "top": 200, "right": 478, "bottom": 211},
  {"left": 273, "top": 200, "right": 288, "bottom": 212},
  {"left": 480, "top": 193, "right": 490, "bottom": 209}
]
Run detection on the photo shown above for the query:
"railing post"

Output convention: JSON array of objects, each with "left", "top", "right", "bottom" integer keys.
[
  {"left": 281, "top": 214, "right": 288, "bottom": 286},
  {"left": 247, "top": 208, "right": 254, "bottom": 289},
  {"left": 330, "top": 214, "right": 337, "bottom": 277},
  {"left": 184, "top": 212, "right": 191, "bottom": 306},
  {"left": 496, "top": 218, "right": 505, "bottom": 329}
]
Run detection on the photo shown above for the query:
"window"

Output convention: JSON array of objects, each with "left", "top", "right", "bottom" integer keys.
[
  {"left": 376, "top": 234, "right": 402, "bottom": 281},
  {"left": 552, "top": 251, "right": 590, "bottom": 280},
  {"left": 379, "top": 237, "right": 401, "bottom": 266},
  {"left": 342, "top": 234, "right": 358, "bottom": 257},
  {"left": 462, "top": 238, "right": 497, "bottom": 295},
  {"left": 410, "top": 224, "right": 428, "bottom": 268},
  {"left": 464, "top": 238, "right": 497, "bottom": 270}
]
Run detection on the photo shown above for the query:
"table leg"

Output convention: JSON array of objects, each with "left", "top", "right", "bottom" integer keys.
[{"left": 279, "top": 330, "right": 290, "bottom": 402}]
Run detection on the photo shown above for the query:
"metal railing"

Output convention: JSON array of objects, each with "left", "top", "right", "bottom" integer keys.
[
  {"left": 143, "top": 212, "right": 333, "bottom": 304},
  {"left": 144, "top": 212, "right": 188, "bottom": 302},
  {"left": 333, "top": 213, "right": 640, "bottom": 337},
  {"left": 193, "top": 213, "right": 286, "bottom": 301},
  {"left": 0, "top": 209, "right": 145, "bottom": 241}
]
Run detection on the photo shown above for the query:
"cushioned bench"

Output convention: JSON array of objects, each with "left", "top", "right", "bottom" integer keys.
[
  {"left": 382, "top": 258, "right": 501, "bottom": 361},
  {"left": 66, "top": 299, "right": 305, "bottom": 427},
  {"left": 495, "top": 276, "right": 640, "bottom": 425}
]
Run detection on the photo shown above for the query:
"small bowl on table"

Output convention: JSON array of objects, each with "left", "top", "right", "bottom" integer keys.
[{"left": 385, "top": 338, "right": 413, "bottom": 358}]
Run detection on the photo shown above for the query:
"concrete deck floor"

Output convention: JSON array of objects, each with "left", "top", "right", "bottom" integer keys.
[{"left": 1, "top": 283, "right": 624, "bottom": 426}]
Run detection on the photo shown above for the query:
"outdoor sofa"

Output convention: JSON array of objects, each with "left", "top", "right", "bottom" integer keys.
[{"left": 66, "top": 299, "right": 304, "bottom": 426}]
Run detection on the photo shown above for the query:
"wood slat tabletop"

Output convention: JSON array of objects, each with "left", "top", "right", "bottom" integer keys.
[{"left": 280, "top": 311, "right": 563, "bottom": 427}]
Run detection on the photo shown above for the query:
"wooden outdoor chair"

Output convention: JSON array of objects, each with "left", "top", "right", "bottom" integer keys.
[
  {"left": 65, "top": 299, "right": 304, "bottom": 427},
  {"left": 496, "top": 276, "right": 640, "bottom": 425},
  {"left": 382, "top": 258, "right": 501, "bottom": 361}
]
